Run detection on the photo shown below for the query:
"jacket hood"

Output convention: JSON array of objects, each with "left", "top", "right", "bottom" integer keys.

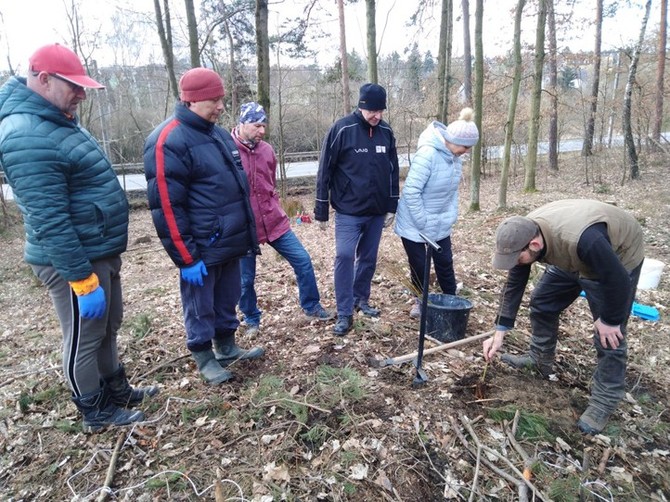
[
  {"left": 0, "top": 76, "right": 77, "bottom": 127},
  {"left": 417, "top": 121, "right": 452, "bottom": 157}
]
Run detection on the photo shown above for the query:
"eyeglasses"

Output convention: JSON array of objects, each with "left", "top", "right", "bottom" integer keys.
[{"left": 49, "top": 74, "right": 84, "bottom": 93}]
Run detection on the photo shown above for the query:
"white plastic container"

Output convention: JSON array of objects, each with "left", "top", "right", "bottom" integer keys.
[{"left": 637, "top": 258, "right": 665, "bottom": 290}]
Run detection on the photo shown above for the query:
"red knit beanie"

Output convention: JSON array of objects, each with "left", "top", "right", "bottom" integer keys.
[{"left": 179, "top": 68, "right": 225, "bottom": 102}]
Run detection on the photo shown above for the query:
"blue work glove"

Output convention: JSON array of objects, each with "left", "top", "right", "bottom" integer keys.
[
  {"left": 181, "top": 260, "right": 208, "bottom": 286},
  {"left": 78, "top": 286, "right": 106, "bottom": 319}
]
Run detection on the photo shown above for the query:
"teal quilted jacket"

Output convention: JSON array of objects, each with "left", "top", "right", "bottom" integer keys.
[{"left": 0, "top": 77, "right": 128, "bottom": 281}]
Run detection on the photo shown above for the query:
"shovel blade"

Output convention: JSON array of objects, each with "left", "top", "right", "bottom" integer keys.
[{"left": 412, "top": 367, "right": 429, "bottom": 387}]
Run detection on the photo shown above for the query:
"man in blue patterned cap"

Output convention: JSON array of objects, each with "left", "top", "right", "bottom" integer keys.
[{"left": 233, "top": 102, "right": 333, "bottom": 336}]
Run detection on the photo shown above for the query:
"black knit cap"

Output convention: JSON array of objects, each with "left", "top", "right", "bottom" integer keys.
[{"left": 358, "top": 83, "right": 387, "bottom": 111}]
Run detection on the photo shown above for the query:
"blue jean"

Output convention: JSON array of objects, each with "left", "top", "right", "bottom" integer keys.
[
  {"left": 239, "top": 230, "right": 321, "bottom": 325},
  {"left": 181, "top": 260, "right": 241, "bottom": 350},
  {"left": 334, "top": 212, "right": 385, "bottom": 316}
]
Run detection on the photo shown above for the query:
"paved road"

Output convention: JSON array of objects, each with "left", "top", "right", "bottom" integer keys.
[
  {"left": 0, "top": 136, "right": 632, "bottom": 201},
  {"left": 1, "top": 159, "right": 321, "bottom": 201}
]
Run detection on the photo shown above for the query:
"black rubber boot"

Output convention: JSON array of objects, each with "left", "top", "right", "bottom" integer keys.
[
  {"left": 72, "top": 385, "right": 145, "bottom": 433},
  {"left": 104, "top": 364, "right": 159, "bottom": 408},
  {"left": 213, "top": 330, "right": 265, "bottom": 367},
  {"left": 190, "top": 349, "right": 234, "bottom": 384}
]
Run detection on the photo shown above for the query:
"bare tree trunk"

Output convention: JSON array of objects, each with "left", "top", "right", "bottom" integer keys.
[
  {"left": 469, "top": 0, "right": 483, "bottom": 211},
  {"left": 546, "top": 0, "right": 558, "bottom": 171},
  {"left": 256, "top": 0, "right": 271, "bottom": 116},
  {"left": 607, "top": 51, "right": 623, "bottom": 147},
  {"left": 184, "top": 0, "right": 200, "bottom": 67},
  {"left": 653, "top": 0, "right": 667, "bottom": 148},
  {"left": 153, "top": 0, "right": 179, "bottom": 100},
  {"left": 524, "top": 0, "right": 546, "bottom": 193},
  {"left": 222, "top": 18, "right": 238, "bottom": 120},
  {"left": 461, "top": 0, "right": 472, "bottom": 105},
  {"left": 623, "top": 0, "right": 652, "bottom": 181},
  {"left": 275, "top": 46, "right": 287, "bottom": 201},
  {"left": 366, "top": 0, "right": 377, "bottom": 83},
  {"left": 437, "top": 0, "right": 453, "bottom": 123},
  {"left": 499, "top": 0, "right": 526, "bottom": 209},
  {"left": 581, "top": 0, "right": 603, "bottom": 157},
  {"left": 338, "top": 0, "right": 351, "bottom": 114}
]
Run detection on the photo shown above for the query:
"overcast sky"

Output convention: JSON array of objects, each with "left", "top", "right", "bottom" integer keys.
[{"left": 0, "top": 0, "right": 661, "bottom": 74}]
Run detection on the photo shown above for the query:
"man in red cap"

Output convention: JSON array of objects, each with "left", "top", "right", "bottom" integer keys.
[
  {"left": 0, "top": 43, "right": 158, "bottom": 432},
  {"left": 144, "top": 68, "right": 263, "bottom": 385}
]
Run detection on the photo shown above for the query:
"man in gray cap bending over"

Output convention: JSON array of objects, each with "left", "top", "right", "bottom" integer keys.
[{"left": 483, "top": 199, "right": 644, "bottom": 435}]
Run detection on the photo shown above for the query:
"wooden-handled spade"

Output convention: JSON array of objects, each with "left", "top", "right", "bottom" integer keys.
[{"left": 370, "top": 330, "right": 494, "bottom": 369}]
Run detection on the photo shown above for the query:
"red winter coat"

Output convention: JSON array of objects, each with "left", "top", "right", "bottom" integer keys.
[{"left": 233, "top": 131, "right": 291, "bottom": 244}]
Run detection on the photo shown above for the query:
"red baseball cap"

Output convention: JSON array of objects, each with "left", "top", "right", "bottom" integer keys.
[{"left": 29, "top": 43, "right": 104, "bottom": 89}]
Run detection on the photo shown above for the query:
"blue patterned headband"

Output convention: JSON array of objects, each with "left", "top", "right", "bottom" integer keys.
[{"left": 239, "top": 102, "right": 267, "bottom": 124}]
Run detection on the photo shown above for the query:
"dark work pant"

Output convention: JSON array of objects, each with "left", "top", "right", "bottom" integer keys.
[
  {"left": 529, "top": 263, "right": 642, "bottom": 413},
  {"left": 181, "top": 260, "right": 241, "bottom": 350},
  {"left": 32, "top": 257, "right": 123, "bottom": 397},
  {"left": 401, "top": 235, "right": 456, "bottom": 297}
]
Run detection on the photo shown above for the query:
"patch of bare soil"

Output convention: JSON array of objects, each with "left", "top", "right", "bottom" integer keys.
[{"left": 1, "top": 153, "right": 669, "bottom": 501}]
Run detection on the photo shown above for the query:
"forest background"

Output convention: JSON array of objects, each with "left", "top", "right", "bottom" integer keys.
[{"left": 0, "top": 0, "right": 668, "bottom": 210}]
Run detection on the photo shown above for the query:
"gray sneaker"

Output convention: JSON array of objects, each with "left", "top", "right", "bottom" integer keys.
[
  {"left": 577, "top": 405, "right": 612, "bottom": 435},
  {"left": 409, "top": 299, "right": 421, "bottom": 319},
  {"left": 245, "top": 324, "right": 260, "bottom": 337}
]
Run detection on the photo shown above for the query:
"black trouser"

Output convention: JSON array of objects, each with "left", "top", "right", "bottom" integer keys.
[
  {"left": 401, "top": 236, "right": 456, "bottom": 297},
  {"left": 529, "top": 263, "right": 642, "bottom": 413}
]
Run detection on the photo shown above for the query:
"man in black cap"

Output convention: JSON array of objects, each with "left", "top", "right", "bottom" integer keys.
[
  {"left": 482, "top": 199, "right": 644, "bottom": 435},
  {"left": 315, "top": 83, "right": 400, "bottom": 336}
]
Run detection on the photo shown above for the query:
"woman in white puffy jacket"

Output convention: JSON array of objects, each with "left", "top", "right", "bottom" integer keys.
[{"left": 394, "top": 108, "right": 479, "bottom": 318}]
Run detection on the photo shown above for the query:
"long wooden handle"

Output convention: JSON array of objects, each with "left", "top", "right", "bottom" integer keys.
[{"left": 381, "top": 330, "right": 494, "bottom": 367}]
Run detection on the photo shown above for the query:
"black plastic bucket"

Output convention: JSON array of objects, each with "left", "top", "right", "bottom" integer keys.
[{"left": 424, "top": 293, "right": 473, "bottom": 343}]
